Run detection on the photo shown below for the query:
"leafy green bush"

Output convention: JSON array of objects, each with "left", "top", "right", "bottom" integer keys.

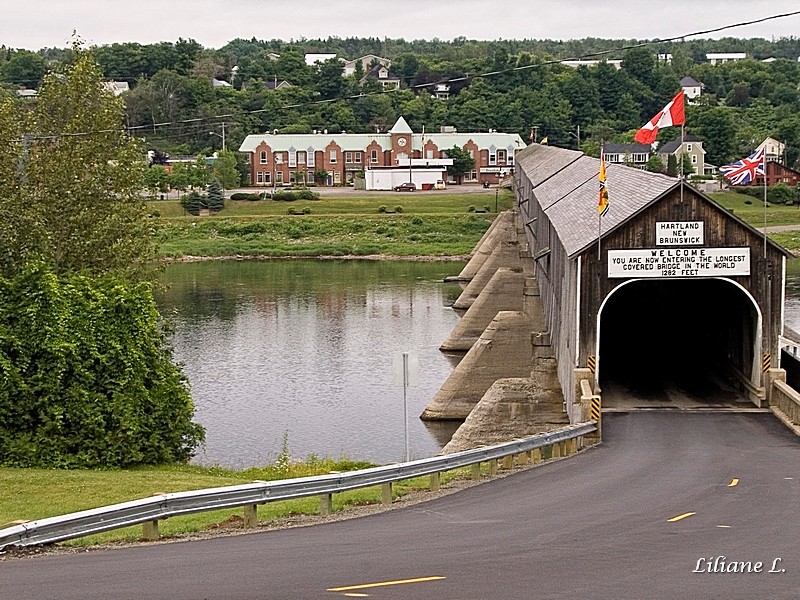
[
  {"left": 180, "top": 191, "right": 206, "bottom": 216},
  {"left": 467, "top": 205, "right": 476, "bottom": 212},
  {"left": 229, "top": 192, "right": 262, "bottom": 201},
  {"left": 394, "top": 205, "right": 404, "bottom": 213},
  {"left": 411, "top": 216, "right": 423, "bottom": 225},
  {"left": 377, "top": 205, "right": 387, "bottom": 213},
  {"left": 297, "top": 189, "right": 320, "bottom": 201},
  {"left": 302, "top": 207, "right": 312, "bottom": 214},
  {"left": 0, "top": 264, "right": 205, "bottom": 468},
  {"left": 273, "top": 190, "right": 298, "bottom": 202}
]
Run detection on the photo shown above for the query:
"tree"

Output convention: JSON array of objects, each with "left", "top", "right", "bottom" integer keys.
[
  {"left": 445, "top": 145, "right": 475, "bottom": 184},
  {"left": 181, "top": 190, "right": 205, "bottom": 215},
  {"left": 206, "top": 180, "right": 224, "bottom": 212},
  {"left": 0, "top": 45, "right": 155, "bottom": 281},
  {"left": 212, "top": 149, "right": 241, "bottom": 190},
  {"left": 0, "top": 46, "right": 204, "bottom": 468},
  {"left": 142, "top": 165, "right": 170, "bottom": 199}
]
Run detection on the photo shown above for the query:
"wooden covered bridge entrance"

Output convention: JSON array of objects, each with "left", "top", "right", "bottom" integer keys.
[{"left": 514, "top": 144, "right": 790, "bottom": 415}]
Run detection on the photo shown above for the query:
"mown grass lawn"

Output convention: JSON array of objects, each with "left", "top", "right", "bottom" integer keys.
[{"left": 0, "top": 461, "right": 485, "bottom": 546}]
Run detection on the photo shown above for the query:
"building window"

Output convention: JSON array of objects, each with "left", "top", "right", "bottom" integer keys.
[
  {"left": 307, "top": 171, "right": 315, "bottom": 184},
  {"left": 257, "top": 172, "right": 264, "bottom": 183},
  {"left": 426, "top": 149, "right": 434, "bottom": 159},
  {"left": 468, "top": 149, "right": 475, "bottom": 159},
  {"left": 371, "top": 149, "right": 378, "bottom": 163},
  {"left": 334, "top": 171, "right": 341, "bottom": 184},
  {"left": 329, "top": 150, "right": 337, "bottom": 163},
  {"left": 497, "top": 149, "right": 506, "bottom": 163},
  {"left": 632, "top": 153, "right": 647, "bottom": 162},
  {"left": 275, "top": 152, "right": 283, "bottom": 164},
  {"left": 260, "top": 151, "right": 267, "bottom": 164},
  {"left": 686, "top": 144, "right": 693, "bottom": 152},
  {"left": 691, "top": 155, "right": 698, "bottom": 164},
  {"left": 508, "top": 151, "right": 514, "bottom": 165},
  {"left": 288, "top": 149, "right": 296, "bottom": 168},
  {"left": 345, "top": 152, "right": 353, "bottom": 164},
  {"left": 606, "top": 153, "right": 620, "bottom": 163},
  {"left": 354, "top": 152, "right": 362, "bottom": 164},
  {"left": 298, "top": 151, "right": 306, "bottom": 164},
  {"left": 489, "top": 151, "right": 496, "bottom": 166},
  {"left": 307, "top": 151, "right": 315, "bottom": 167},
  {"left": 276, "top": 171, "right": 283, "bottom": 184}
]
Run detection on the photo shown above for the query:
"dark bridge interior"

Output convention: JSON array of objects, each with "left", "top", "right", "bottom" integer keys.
[{"left": 599, "top": 279, "right": 758, "bottom": 407}]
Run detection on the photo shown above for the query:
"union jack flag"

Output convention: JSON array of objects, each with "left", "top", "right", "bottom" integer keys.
[{"left": 719, "top": 148, "right": 765, "bottom": 185}]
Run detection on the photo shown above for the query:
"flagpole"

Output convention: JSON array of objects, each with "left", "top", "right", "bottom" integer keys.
[
  {"left": 763, "top": 148, "right": 768, "bottom": 260},
  {"left": 598, "top": 144, "right": 603, "bottom": 261},
  {"left": 680, "top": 124, "right": 685, "bottom": 203}
]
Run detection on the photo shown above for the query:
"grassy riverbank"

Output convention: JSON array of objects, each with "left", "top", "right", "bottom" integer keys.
[
  {"left": 151, "top": 190, "right": 512, "bottom": 259},
  {"left": 0, "top": 460, "right": 483, "bottom": 546}
]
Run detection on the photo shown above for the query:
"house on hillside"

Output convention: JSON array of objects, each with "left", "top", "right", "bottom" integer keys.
[
  {"left": 707, "top": 53, "right": 746, "bottom": 65},
  {"left": 756, "top": 137, "right": 786, "bottom": 164},
  {"left": 103, "top": 81, "right": 130, "bottom": 96},
  {"left": 680, "top": 76, "right": 703, "bottom": 101},
  {"left": 265, "top": 79, "right": 293, "bottom": 91},
  {"left": 603, "top": 143, "right": 650, "bottom": 170},
  {"left": 344, "top": 55, "right": 390, "bottom": 76},
  {"left": 305, "top": 53, "right": 338, "bottom": 66},
  {"left": 657, "top": 135, "right": 706, "bottom": 176},
  {"left": 361, "top": 63, "right": 401, "bottom": 90}
]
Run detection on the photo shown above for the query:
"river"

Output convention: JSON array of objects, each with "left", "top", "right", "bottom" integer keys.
[{"left": 156, "top": 260, "right": 465, "bottom": 468}]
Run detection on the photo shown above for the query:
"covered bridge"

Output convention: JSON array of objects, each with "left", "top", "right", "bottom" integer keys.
[{"left": 513, "top": 144, "right": 790, "bottom": 420}]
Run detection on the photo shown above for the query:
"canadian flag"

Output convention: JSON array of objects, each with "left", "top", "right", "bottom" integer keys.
[{"left": 634, "top": 90, "right": 685, "bottom": 145}]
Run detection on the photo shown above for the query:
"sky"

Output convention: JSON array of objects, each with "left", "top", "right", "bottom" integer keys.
[{"left": 3, "top": 1, "right": 800, "bottom": 50}]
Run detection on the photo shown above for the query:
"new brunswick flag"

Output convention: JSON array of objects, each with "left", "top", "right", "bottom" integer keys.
[{"left": 598, "top": 150, "right": 609, "bottom": 216}]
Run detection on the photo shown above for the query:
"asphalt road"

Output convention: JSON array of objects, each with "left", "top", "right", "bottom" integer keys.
[{"left": 2, "top": 413, "right": 799, "bottom": 600}]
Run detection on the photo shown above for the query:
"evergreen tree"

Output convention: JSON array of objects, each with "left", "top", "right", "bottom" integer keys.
[{"left": 206, "top": 179, "right": 224, "bottom": 212}]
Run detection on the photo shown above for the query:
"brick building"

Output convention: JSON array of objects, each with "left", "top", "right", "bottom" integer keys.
[{"left": 238, "top": 117, "right": 527, "bottom": 187}]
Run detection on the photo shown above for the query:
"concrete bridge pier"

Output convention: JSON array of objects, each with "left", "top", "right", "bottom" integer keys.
[
  {"left": 453, "top": 240, "right": 523, "bottom": 311},
  {"left": 440, "top": 331, "right": 568, "bottom": 453},
  {"left": 448, "top": 211, "right": 515, "bottom": 282}
]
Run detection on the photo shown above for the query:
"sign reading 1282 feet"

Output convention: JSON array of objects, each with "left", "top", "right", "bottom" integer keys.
[{"left": 608, "top": 248, "right": 751, "bottom": 278}]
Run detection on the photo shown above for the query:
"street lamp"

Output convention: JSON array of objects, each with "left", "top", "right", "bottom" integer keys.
[{"left": 209, "top": 123, "right": 226, "bottom": 152}]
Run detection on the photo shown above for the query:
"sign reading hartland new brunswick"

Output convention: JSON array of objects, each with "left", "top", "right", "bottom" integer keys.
[{"left": 608, "top": 221, "right": 751, "bottom": 279}]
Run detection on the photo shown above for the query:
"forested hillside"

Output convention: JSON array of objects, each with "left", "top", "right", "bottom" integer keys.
[{"left": 2, "top": 36, "right": 800, "bottom": 167}]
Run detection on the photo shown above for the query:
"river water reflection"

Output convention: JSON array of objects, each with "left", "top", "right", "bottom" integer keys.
[{"left": 156, "top": 260, "right": 465, "bottom": 467}]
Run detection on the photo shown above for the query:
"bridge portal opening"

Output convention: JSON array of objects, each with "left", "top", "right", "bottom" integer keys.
[{"left": 598, "top": 278, "right": 759, "bottom": 408}]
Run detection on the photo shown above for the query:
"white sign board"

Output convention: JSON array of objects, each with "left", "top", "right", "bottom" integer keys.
[
  {"left": 656, "top": 221, "right": 704, "bottom": 246},
  {"left": 608, "top": 248, "right": 750, "bottom": 278},
  {"left": 392, "top": 352, "right": 419, "bottom": 387}
]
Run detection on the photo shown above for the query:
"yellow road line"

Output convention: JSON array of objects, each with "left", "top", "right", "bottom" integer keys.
[
  {"left": 667, "top": 512, "right": 696, "bottom": 522},
  {"left": 717, "top": 525, "right": 731, "bottom": 528},
  {"left": 728, "top": 478, "right": 739, "bottom": 487},
  {"left": 342, "top": 594, "right": 369, "bottom": 598},
  {"left": 328, "top": 576, "right": 446, "bottom": 593}
]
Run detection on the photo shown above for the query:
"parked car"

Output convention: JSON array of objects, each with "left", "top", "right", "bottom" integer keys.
[
  {"left": 394, "top": 182, "right": 416, "bottom": 192},
  {"left": 434, "top": 179, "right": 446, "bottom": 190}
]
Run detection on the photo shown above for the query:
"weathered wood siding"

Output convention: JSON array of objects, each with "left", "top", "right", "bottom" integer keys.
[{"left": 576, "top": 185, "right": 784, "bottom": 374}]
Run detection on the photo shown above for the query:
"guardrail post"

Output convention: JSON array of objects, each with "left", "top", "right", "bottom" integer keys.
[
  {"left": 501, "top": 455, "right": 513, "bottom": 470},
  {"left": 766, "top": 368, "right": 786, "bottom": 406},
  {"left": 430, "top": 472, "right": 440, "bottom": 491},
  {"left": 243, "top": 504, "right": 258, "bottom": 528},
  {"left": 142, "top": 520, "right": 159, "bottom": 541},
  {"left": 381, "top": 483, "right": 392, "bottom": 505},
  {"left": 319, "top": 493, "right": 333, "bottom": 516},
  {"left": 551, "top": 442, "right": 561, "bottom": 459},
  {"left": 489, "top": 459, "right": 498, "bottom": 476},
  {"left": 471, "top": 463, "right": 481, "bottom": 480},
  {"left": 531, "top": 448, "right": 542, "bottom": 463},
  {"left": 516, "top": 451, "right": 530, "bottom": 466}
]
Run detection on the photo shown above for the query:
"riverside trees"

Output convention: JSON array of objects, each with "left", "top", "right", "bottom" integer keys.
[{"left": 0, "top": 46, "right": 204, "bottom": 468}]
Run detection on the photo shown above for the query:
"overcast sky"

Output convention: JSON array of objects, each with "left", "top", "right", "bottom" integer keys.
[{"left": 3, "top": 1, "right": 800, "bottom": 50}]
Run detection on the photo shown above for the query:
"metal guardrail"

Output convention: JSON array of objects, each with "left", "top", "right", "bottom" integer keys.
[{"left": 0, "top": 421, "right": 596, "bottom": 550}]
